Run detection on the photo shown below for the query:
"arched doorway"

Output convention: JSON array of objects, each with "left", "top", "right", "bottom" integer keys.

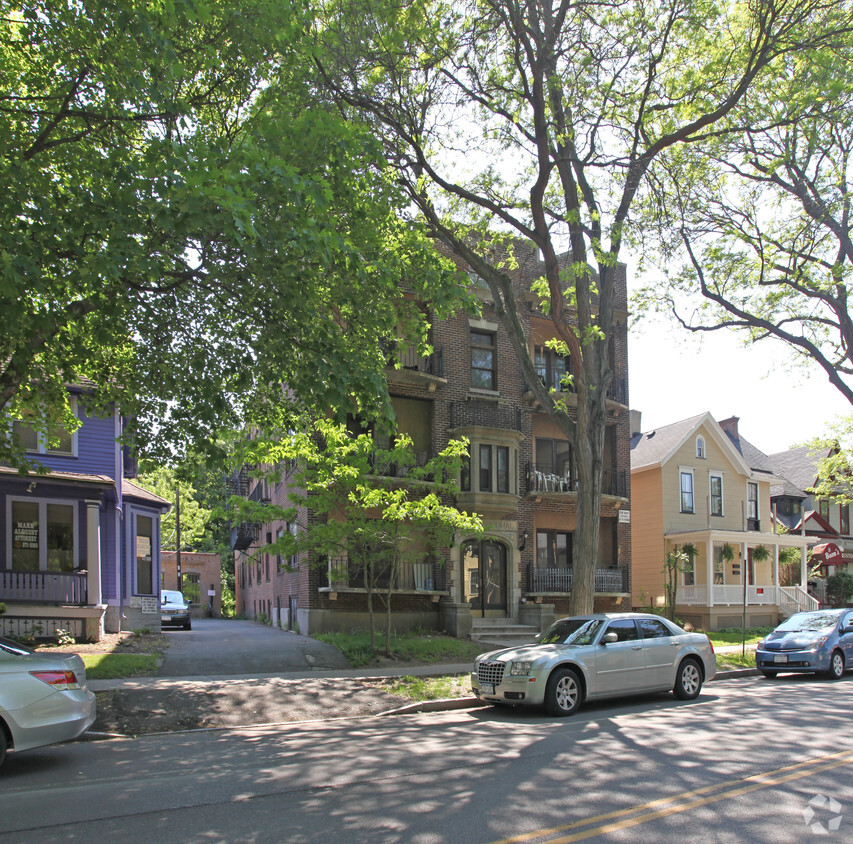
[{"left": 461, "top": 539, "right": 508, "bottom": 617}]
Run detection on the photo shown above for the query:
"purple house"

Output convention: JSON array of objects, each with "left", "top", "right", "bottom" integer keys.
[{"left": 1, "top": 389, "right": 170, "bottom": 641}]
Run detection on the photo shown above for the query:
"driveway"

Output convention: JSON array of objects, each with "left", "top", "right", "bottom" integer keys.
[{"left": 155, "top": 618, "right": 350, "bottom": 677}]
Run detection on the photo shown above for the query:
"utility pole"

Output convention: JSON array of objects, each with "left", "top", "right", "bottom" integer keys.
[{"left": 176, "top": 486, "right": 182, "bottom": 592}]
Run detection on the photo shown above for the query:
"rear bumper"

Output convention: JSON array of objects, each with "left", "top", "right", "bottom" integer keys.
[{"left": 5, "top": 688, "right": 97, "bottom": 753}]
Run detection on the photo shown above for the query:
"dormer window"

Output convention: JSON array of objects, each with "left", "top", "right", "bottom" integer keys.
[{"left": 696, "top": 436, "right": 705, "bottom": 459}]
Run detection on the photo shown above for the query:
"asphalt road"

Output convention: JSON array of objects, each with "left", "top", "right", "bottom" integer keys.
[
  {"left": 155, "top": 617, "right": 349, "bottom": 677},
  {"left": 3, "top": 674, "right": 853, "bottom": 842}
]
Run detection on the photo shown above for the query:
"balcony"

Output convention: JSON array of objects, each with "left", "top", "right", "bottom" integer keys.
[
  {"left": 386, "top": 344, "right": 446, "bottom": 391},
  {"left": 231, "top": 522, "right": 260, "bottom": 552},
  {"left": 450, "top": 401, "right": 522, "bottom": 433},
  {"left": 526, "top": 464, "right": 626, "bottom": 498},
  {"left": 527, "top": 566, "right": 628, "bottom": 594},
  {"left": 324, "top": 557, "right": 448, "bottom": 592},
  {"left": 0, "top": 570, "right": 88, "bottom": 605},
  {"left": 368, "top": 448, "right": 434, "bottom": 481}
]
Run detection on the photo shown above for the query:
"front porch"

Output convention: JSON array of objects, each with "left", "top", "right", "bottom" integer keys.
[{"left": 666, "top": 528, "right": 816, "bottom": 630}]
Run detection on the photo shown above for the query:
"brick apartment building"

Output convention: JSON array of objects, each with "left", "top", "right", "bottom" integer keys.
[{"left": 233, "top": 242, "right": 632, "bottom": 640}]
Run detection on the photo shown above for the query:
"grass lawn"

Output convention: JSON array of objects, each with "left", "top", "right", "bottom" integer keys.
[
  {"left": 705, "top": 627, "right": 772, "bottom": 649},
  {"left": 81, "top": 653, "right": 161, "bottom": 679},
  {"left": 314, "top": 629, "right": 485, "bottom": 668},
  {"left": 715, "top": 650, "right": 756, "bottom": 671},
  {"left": 379, "top": 674, "right": 473, "bottom": 701}
]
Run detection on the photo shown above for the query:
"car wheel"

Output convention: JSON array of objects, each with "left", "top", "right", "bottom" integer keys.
[
  {"left": 673, "top": 658, "right": 703, "bottom": 700},
  {"left": 183, "top": 620, "right": 192, "bottom": 631},
  {"left": 760, "top": 670, "right": 778, "bottom": 678},
  {"left": 827, "top": 649, "right": 845, "bottom": 680},
  {"left": 544, "top": 667, "right": 582, "bottom": 717}
]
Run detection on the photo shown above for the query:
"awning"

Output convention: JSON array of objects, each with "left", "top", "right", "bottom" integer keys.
[{"left": 811, "top": 542, "right": 844, "bottom": 564}]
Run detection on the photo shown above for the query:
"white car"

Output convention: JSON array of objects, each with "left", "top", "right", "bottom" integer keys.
[
  {"left": 0, "top": 637, "right": 96, "bottom": 767},
  {"left": 472, "top": 612, "right": 716, "bottom": 716}
]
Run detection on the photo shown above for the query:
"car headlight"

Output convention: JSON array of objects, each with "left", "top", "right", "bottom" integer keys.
[
  {"left": 807, "top": 636, "right": 829, "bottom": 651},
  {"left": 509, "top": 661, "right": 532, "bottom": 676}
]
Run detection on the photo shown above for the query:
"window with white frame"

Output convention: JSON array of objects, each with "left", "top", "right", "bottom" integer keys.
[
  {"left": 462, "top": 440, "right": 515, "bottom": 495},
  {"left": 747, "top": 482, "right": 759, "bottom": 521},
  {"left": 696, "top": 436, "right": 705, "bottom": 459},
  {"left": 11, "top": 397, "right": 78, "bottom": 456},
  {"left": 710, "top": 472, "right": 724, "bottom": 517},
  {"left": 680, "top": 470, "right": 694, "bottom": 513},
  {"left": 470, "top": 330, "right": 497, "bottom": 391},
  {"left": 682, "top": 553, "right": 695, "bottom": 586},
  {"left": 135, "top": 514, "right": 154, "bottom": 595},
  {"left": 9, "top": 498, "right": 76, "bottom": 571}
]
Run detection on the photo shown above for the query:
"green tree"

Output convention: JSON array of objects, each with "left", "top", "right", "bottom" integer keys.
[
  {"left": 635, "top": 20, "right": 853, "bottom": 403},
  {"left": 233, "top": 421, "right": 483, "bottom": 655},
  {"left": 0, "top": 0, "right": 465, "bottom": 471},
  {"left": 663, "top": 544, "right": 695, "bottom": 622},
  {"left": 313, "top": 0, "right": 847, "bottom": 613}
]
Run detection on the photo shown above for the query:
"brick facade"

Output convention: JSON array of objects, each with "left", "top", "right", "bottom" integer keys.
[{"left": 234, "top": 241, "right": 632, "bottom": 636}]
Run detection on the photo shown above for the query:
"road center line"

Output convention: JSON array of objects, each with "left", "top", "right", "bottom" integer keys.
[{"left": 489, "top": 747, "right": 853, "bottom": 844}]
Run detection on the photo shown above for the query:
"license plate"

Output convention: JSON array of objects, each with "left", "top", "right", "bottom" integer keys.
[
  {"left": 481, "top": 682, "right": 495, "bottom": 695},
  {"left": 774, "top": 655, "right": 788, "bottom": 663}
]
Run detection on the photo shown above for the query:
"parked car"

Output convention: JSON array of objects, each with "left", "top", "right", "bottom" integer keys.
[
  {"left": 0, "top": 637, "right": 96, "bottom": 768},
  {"left": 754, "top": 609, "right": 853, "bottom": 679},
  {"left": 161, "top": 590, "right": 192, "bottom": 630},
  {"left": 471, "top": 612, "right": 716, "bottom": 716}
]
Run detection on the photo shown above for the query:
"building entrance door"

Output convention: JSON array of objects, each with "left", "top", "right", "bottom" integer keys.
[{"left": 461, "top": 539, "right": 508, "bottom": 617}]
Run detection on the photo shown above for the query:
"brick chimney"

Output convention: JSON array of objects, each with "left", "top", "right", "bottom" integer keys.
[
  {"left": 718, "top": 416, "right": 739, "bottom": 439},
  {"left": 630, "top": 409, "right": 642, "bottom": 437}
]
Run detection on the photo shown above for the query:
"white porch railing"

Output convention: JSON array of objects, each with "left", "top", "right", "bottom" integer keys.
[{"left": 680, "top": 584, "right": 820, "bottom": 613}]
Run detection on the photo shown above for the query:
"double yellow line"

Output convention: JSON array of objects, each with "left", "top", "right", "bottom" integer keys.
[{"left": 490, "top": 747, "right": 853, "bottom": 843}]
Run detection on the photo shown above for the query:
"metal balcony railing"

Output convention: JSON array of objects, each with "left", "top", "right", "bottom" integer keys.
[
  {"left": 325, "top": 557, "right": 447, "bottom": 591},
  {"left": 528, "top": 567, "right": 628, "bottom": 593},
  {"left": 231, "top": 522, "right": 260, "bottom": 552}
]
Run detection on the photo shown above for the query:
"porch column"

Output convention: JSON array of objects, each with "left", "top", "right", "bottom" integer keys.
[
  {"left": 705, "top": 537, "right": 714, "bottom": 607},
  {"left": 772, "top": 543, "right": 779, "bottom": 589},
  {"left": 801, "top": 545, "right": 808, "bottom": 587},
  {"left": 86, "top": 501, "right": 102, "bottom": 605}
]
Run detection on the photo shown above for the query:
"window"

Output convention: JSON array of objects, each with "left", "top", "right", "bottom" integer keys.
[
  {"left": 535, "top": 438, "right": 573, "bottom": 479},
  {"left": 639, "top": 618, "right": 672, "bottom": 639},
  {"left": 714, "top": 547, "right": 725, "bottom": 584},
  {"left": 11, "top": 398, "right": 77, "bottom": 455},
  {"left": 696, "top": 436, "right": 705, "bottom": 459},
  {"left": 680, "top": 471, "right": 694, "bottom": 513},
  {"left": 534, "top": 345, "right": 572, "bottom": 392},
  {"left": 842, "top": 504, "right": 850, "bottom": 535},
  {"left": 536, "top": 530, "right": 572, "bottom": 568},
  {"left": 819, "top": 499, "right": 830, "bottom": 520},
  {"left": 9, "top": 499, "right": 76, "bottom": 572},
  {"left": 184, "top": 573, "right": 201, "bottom": 605},
  {"left": 470, "top": 330, "right": 496, "bottom": 390},
  {"left": 460, "top": 449, "right": 471, "bottom": 492},
  {"left": 683, "top": 554, "right": 695, "bottom": 586},
  {"left": 747, "top": 483, "right": 759, "bottom": 521},
  {"left": 479, "top": 444, "right": 492, "bottom": 491},
  {"left": 604, "top": 619, "right": 638, "bottom": 642},
  {"left": 136, "top": 515, "right": 154, "bottom": 595},
  {"left": 496, "top": 446, "right": 509, "bottom": 493},
  {"left": 710, "top": 473, "right": 723, "bottom": 517}
]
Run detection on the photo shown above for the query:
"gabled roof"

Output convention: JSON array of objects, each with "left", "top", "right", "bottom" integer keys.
[
  {"left": 122, "top": 478, "right": 171, "bottom": 511},
  {"left": 794, "top": 509, "right": 837, "bottom": 535},
  {"left": 768, "top": 445, "right": 828, "bottom": 495},
  {"left": 630, "top": 411, "right": 753, "bottom": 476}
]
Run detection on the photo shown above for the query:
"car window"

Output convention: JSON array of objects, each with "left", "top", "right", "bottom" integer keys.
[
  {"left": 776, "top": 611, "right": 843, "bottom": 633},
  {"left": 539, "top": 618, "right": 604, "bottom": 646},
  {"left": 639, "top": 618, "right": 672, "bottom": 639},
  {"left": 604, "top": 619, "right": 639, "bottom": 642},
  {"left": 161, "top": 591, "right": 185, "bottom": 605}
]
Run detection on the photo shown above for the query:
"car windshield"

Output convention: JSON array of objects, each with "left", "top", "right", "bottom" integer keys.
[
  {"left": 161, "top": 591, "right": 184, "bottom": 605},
  {"left": 538, "top": 618, "right": 604, "bottom": 646},
  {"left": 776, "top": 611, "right": 842, "bottom": 633}
]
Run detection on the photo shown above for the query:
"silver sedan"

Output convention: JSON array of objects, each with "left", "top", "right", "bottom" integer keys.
[
  {"left": 0, "top": 638, "right": 96, "bottom": 767},
  {"left": 472, "top": 612, "right": 716, "bottom": 716}
]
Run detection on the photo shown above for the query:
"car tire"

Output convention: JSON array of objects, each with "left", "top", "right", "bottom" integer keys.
[
  {"left": 827, "top": 649, "right": 845, "bottom": 680},
  {"left": 183, "top": 620, "right": 192, "bottom": 631},
  {"left": 0, "top": 723, "right": 7, "bottom": 768},
  {"left": 673, "top": 658, "right": 703, "bottom": 700},
  {"left": 544, "top": 667, "right": 582, "bottom": 716},
  {"left": 760, "top": 670, "right": 778, "bottom": 678}
]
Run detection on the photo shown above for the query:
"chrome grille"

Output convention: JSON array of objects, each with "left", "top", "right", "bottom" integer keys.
[{"left": 478, "top": 661, "right": 505, "bottom": 685}]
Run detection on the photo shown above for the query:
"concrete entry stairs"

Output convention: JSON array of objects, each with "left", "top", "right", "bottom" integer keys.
[{"left": 470, "top": 617, "right": 540, "bottom": 648}]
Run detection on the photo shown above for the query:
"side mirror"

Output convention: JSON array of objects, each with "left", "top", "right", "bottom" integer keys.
[{"left": 602, "top": 632, "right": 618, "bottom": 645}]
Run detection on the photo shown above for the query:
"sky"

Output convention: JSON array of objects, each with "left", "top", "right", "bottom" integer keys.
[{"left": 628, "top": 315, "right": 852, "bottom": 456}]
